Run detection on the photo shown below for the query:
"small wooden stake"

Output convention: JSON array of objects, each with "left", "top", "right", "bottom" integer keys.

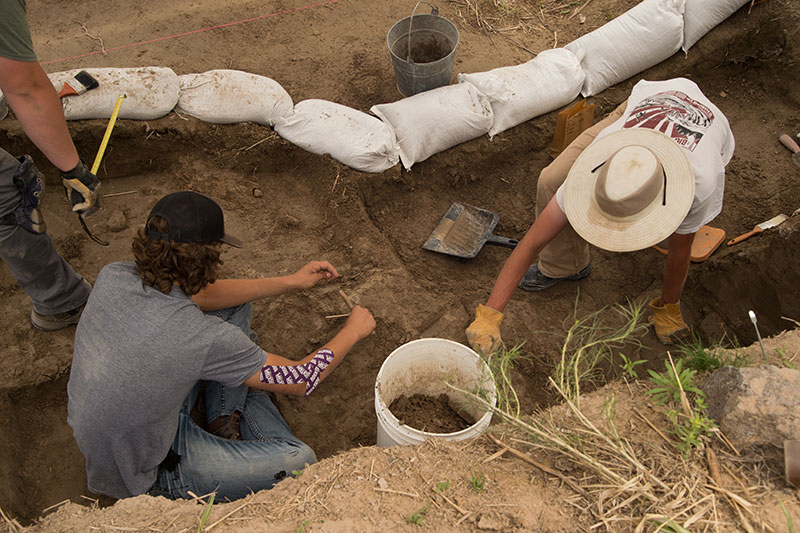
[{"left": 338, "top": 289, "right": 355, "bottom": 309}]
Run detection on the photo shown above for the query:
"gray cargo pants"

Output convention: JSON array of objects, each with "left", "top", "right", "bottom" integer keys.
[{"left": 0, "top": 148, "right": 90, "bottom": 315}]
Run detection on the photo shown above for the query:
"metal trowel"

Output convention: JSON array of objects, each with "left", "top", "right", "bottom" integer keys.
[{"left": 423, "top": 203, "right": 518, "bottom": 259}]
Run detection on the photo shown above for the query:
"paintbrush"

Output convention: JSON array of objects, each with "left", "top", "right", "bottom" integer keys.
[{"left": 57, "top": 70, "right": 100, "bottom": 99}]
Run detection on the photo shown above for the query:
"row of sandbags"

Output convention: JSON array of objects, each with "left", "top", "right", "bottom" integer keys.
[{"left": 20, "top": 0, "right": 748, "bottom": 173}]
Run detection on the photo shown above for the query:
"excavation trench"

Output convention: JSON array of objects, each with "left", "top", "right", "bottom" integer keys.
[{"left": 1, "top": 2, "right": 799, "bottom": 523}]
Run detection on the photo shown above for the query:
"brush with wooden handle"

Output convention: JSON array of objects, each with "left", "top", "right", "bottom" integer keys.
[{"left": 726, "top": 213, "right": 788, "bottom": 246}]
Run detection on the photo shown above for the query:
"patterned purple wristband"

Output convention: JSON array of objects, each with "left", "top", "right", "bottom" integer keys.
[{"left": 260, "top": 348, "right": 335, "bottom": 396}]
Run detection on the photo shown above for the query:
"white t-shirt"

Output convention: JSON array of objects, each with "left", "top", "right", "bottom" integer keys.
[{"left": 556, "top": 78, "right": 735, "bottom": 234}]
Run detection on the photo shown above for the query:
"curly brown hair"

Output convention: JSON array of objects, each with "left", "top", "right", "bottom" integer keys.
[{"left": 132, "top": 216, "right": 223, "bottom": 296}]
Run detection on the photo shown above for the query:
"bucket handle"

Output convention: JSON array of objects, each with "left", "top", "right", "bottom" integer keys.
[{"left": 406, "top": 1, "right": 440, "bottom": 63}]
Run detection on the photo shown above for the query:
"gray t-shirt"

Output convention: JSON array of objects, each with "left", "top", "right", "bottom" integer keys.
[
  {"left": 0, "top": 0, "right": 37, "bottom": 61},
  {"left": 67, "top": 262, "right": 265, "bottom": 498}
]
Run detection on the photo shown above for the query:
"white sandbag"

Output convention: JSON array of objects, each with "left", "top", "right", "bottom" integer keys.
[
  {"left": 457, "top": 48, "right": 585, "bottom": 137},
  {"left": 565, "top": 0, "right": 685, "bottom": 97},
  {"left": 682, "top": 0, "right": 749, "bottom": 51},
  {"left": 176, "top": 69, "right": 293, "bottom": 126},
  {"left": 274, "top": 99, "right": 399, "bottom": 173},
  {"left": 49, "top": 67, "right": 179, "bottom": 120},
  {"left": 370, "top": 84, "right": 493, "bottom": 170}
]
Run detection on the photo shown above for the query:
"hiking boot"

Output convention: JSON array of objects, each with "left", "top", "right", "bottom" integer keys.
[
  {"left": 518, "top": 263, "right": 591, "bottom": 292},
  {"left": 30, "top": 304, "right": 85, "bottom": 331},
  {"left": 207, "top": 412, "right": 242, "bottom": 440}
]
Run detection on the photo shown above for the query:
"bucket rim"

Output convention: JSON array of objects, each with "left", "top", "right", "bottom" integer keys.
[
  {"left": 386, "top": 13, "right": 460, "bottom": 66},
  {"left": 374, "top": 337, "right": 496, "bottom": 439}
]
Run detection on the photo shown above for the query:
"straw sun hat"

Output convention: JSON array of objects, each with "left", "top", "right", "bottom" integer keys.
[{"left": 563, "top": 129, "right": 695, "bottom": 253}]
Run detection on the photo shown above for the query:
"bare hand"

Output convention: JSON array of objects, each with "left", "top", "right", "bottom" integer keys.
[
  {"left": 345, "top": 305, "right": 376, "bottom": 339},
  {"left": 292, "top": 261, "right": 339, "bottom": 289}
]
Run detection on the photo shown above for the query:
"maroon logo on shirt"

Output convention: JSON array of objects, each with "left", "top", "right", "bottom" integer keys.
[{"left": 623, "top": 91, "right": 714, "bottom": 152}]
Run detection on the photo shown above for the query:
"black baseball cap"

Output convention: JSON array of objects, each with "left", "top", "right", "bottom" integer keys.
[{"left": 145, "top": 191, "right": 243, "bottom": 248}]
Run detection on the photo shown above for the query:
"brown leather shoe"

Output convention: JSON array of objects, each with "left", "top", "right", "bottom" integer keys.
[{"left": 207, "top": 412, "right": 242, "bottom": 440}]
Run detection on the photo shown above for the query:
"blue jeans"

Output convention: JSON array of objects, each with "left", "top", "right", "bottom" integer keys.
[{"left": 149, "top": 303, "right": 317, "bottom": 501}]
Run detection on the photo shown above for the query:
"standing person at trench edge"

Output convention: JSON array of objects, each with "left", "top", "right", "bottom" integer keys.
[
  {"left": 0, "top": 0, "right": 100, "bottom": 330},
  {"left": 67, "top": 191, "right": 376, "bottom": 500},
  {"left": 466, "top": 78, "right": 734, "bottom": 353}
]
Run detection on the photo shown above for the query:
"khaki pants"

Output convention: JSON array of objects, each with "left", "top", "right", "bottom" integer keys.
[{"left": 536, "top": 101, "right": 628, "bottom": 278}]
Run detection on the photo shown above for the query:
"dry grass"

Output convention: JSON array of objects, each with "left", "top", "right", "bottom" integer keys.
[
  {"left": 454, "top": 378, "right": 777, "bottom": 532},
  {"left": 448, "top": 0, "right": 587, "bottom": 51}
]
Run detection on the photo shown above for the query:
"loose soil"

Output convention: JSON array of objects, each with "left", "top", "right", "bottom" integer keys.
[
  {"left": 1, "top": 0, "right": 799, "bottom": 531},
  {"left": 389, "top": 393, "right": 474, "bottom": 434}
]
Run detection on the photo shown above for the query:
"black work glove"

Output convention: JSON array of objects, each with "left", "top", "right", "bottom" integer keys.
[{"left": 61, "top": 160, "right": 100, "bottom": 216}]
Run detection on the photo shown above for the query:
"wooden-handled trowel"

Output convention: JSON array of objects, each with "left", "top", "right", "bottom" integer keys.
[
  {"left": 779, "top": 133, "right": 800, "bottom": 169},
  {"left": 726, "top": 213, "right": 788, "bottom": 246}
]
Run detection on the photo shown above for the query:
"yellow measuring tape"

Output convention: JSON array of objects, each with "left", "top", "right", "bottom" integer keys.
[
  {"left": 80, "top": 93, "right": 126, "bottom": 246},
  {"left": 91, "top": 93, "right": 126, "bottom": 174}
]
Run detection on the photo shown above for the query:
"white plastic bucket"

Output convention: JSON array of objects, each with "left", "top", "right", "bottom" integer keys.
[{"left": 374, "top": 338, "right": 496, "bottom": 447}]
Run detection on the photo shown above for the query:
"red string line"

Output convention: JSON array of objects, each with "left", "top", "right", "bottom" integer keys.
[{"left": 41, "top": 0, "right": 340, "bottom": 66}]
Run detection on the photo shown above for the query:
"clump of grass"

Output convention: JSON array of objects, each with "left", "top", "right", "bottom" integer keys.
[
  {"left": 407, "top": 505, "right": 428, "bottom": 525},
  {"left": 676, "top": 331, "right": 748, "bottom": 371},
  {"left": 776, "top": 347, "right": 797, "bottom": 369},
  {"left": 555, "top": 298, "right": 649, "bottom": 404},
  {"left": 468, "top": 468, "right": 486, "bottom": 493},
  {"left": 482, "top": 342, "right": 528, "bottom": 417}
]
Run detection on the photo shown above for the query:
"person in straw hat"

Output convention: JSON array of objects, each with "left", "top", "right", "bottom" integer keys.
[{"left": 466, "top": 78, "right": 734, "bottom": 352}]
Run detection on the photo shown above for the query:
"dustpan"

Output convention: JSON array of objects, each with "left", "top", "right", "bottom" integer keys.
[
  {"left": 423, "top": 202, "right": 518, "bottom": 259},
  {"left": 651, "top": 225, "right": 726, "bottom": 263}
]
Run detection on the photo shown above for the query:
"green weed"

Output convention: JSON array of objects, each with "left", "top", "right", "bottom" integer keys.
[
  {"left": 619, "top": 352, "right": 647, "bottom": 379},
  {"left": 482, "top": 342, "right": 528, "bottom": 418},
  {"left": 407, "top": 505, "right": 428, "bottom": 525},
  {"left": 777, "top": 347, "right": 798, "bottom": 370},
  {"left": 647, "top": 357, "right": 716, "bottom": 457},
  {"left": 555, "top": 297, "right": 649, "bottom": 403},
  {"left": 197, "top": 493, "right": 215, "bottom": 533},
  {"left": 291, "top": 469, "right": 304, "bottom": 477},
  {"left": 647, "top": 358, "right": 703, "bottom": 405},
  {"left": 296, "top": 519, "right": 311, "bottom": 533},
  {"left": 778, "top": 497, "right": 796, "bottom": 533},
  {"left": 434, "top": 481, "right": 450, "bottom": 493},
  {"left": 676, "top": 332, "right": 748, "bottom": 371},
  {"left": 648, "top": 517, "right": 691, "bottom": 532},
  {"left": 468, "top": 468, "right": 486, "bottom": 493}
]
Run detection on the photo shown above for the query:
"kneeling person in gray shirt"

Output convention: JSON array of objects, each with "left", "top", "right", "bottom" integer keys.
[{"left": 67, "top": 191, "right": 375, "bottom": 500}]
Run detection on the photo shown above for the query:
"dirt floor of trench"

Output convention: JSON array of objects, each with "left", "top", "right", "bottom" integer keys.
[{"left": 1, "top": 0, "right": 799, "bottom": 525}]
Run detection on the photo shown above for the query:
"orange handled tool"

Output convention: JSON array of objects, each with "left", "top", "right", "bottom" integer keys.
[{"left": 727, "top": 213, "right": 788, "bottom": 246}]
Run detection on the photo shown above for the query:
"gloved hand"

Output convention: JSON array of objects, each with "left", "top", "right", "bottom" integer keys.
[
  {"left": 61, "top": 160, "right": 100, "bottom": 215},
  {"left": 648, "top": 298, "right": 689, "bottom": 345},
  {"left": 466, "top": 304, "right": 503, "bottom": 355}
]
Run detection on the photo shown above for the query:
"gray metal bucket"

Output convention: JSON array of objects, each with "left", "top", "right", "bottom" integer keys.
[{"left": 387, "top": 12, "right": 459, "bottom": 97}]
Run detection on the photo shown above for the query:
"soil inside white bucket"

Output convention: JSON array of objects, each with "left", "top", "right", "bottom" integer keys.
[{"left": 389, "top": 393, "right": 475, "bottom": 433}]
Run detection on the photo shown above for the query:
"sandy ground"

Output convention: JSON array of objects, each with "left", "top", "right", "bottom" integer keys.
[{"left": 1, "top": 0, "right": 799, "bottom": 530}]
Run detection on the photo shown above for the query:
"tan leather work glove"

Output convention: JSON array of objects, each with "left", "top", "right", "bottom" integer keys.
[
  {"left": 466, "top": 304, "right": 503, "bottom": 355},
  {"left": 648, "top": 298, "right": 689, "bottom": 345}
]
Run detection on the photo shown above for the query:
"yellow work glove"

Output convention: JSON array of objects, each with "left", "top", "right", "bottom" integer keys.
[
  {"left": 466, "top": 304, "right": 503, "bottom": 355},
  {"left": 648, "top": 298, "right": 689, "bottom": 345}
]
